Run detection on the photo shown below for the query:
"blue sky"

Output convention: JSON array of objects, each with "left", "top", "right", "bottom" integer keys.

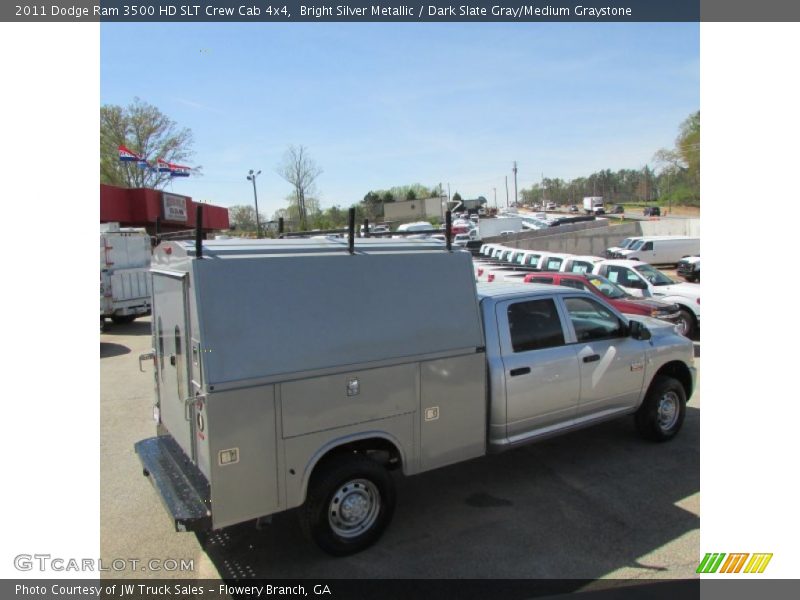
[{"left": 101, "top": 23, "right": 698, "bottom": 216}]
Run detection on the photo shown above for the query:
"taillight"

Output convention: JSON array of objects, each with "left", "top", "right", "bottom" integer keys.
[
  {"left": 478, "top": 268, "right": 484, "bottom": 276},
  {"left": 696, "top": 298, "right": 700, "bottom": 305},
  {"left": 488, "top": 274, "right": 495, "bottom": 282}
]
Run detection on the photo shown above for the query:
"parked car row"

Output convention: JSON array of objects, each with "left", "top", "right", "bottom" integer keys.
[{"left": 475, "top": 243, "right": 701, "bottom": 337}]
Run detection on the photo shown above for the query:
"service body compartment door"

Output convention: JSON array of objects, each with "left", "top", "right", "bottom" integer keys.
[
  {"left": 419, "top": 353, "right": 487, "bottom": 471},
  {"left": 152, "top": 271, "right": 195, "bottom": 459}
]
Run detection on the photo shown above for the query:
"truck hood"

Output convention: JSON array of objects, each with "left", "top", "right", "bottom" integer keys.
[
  {"left": 627, "top": 315, "right": 680, "bottom": 336},
  {"left": 624, "top": 296, "right": 678, "bottom": 311},
  {"left": 651, "top": 281, "right": 700, "bottom": 298}
]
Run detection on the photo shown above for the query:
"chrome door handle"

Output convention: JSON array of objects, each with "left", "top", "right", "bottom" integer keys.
[{"left": 138, "top": 351, "right": 155, "bottom": 372}]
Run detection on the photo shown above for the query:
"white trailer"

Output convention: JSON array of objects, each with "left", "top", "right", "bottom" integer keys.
[
  {"left": 100, "top": 223, "right": 152, "bottom": 326},
  {"left": 477, "top": 216, "right": 524, "bottom": 239}
]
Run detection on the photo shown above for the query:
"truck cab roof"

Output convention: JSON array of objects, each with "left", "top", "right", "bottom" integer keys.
[{"left": 476, "top": 282, "right": 577, "bottom": 302}]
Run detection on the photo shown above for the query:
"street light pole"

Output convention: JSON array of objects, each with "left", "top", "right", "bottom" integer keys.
[{"left": 247, "top": 169, "right": 262, "bottom": 238}]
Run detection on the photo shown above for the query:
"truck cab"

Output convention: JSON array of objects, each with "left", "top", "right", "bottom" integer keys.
[{"left": 477, "top": 283, "right": 693, "bottom": 449}]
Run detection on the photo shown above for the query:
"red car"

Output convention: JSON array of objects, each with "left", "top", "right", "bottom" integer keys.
[{"left": 522, "top": 272, "right": 681, "bottom": 323}]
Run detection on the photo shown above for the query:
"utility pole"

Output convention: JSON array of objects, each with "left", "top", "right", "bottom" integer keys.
[
  {"left": 493, "top": 187, "right": 497, "bottom": 208},
  {"left": 246, "top": 169, "right": 262, "bottom": 238},
  {"left": 447, "top": 183, "right": 451, "bottom": 203},
  {"left": 505, "top": 176, "right": 509, "bottom": 207},
  {"left": 512, "top": 161, "right": 518, "bottom": 207}
]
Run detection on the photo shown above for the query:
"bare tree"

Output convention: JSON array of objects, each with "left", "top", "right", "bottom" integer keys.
[{"left": 277, "top": 145, "right": 322, "bottom": 230}]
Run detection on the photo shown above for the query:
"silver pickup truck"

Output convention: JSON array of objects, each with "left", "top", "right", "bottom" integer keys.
[{"left": 135, "top": 237, "right": 695, "bottom": 556}]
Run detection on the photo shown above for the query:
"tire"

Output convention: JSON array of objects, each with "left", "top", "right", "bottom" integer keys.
[
  {"left": 674, "top": 308, "right": 694, "bottom": 338},
  {"left": 299, "top": 454, "right": 396, "bottom": 556},
  {"left": 111, "top": 314, "right": 136, "bottom": 325},
  {"left": 635, "top": 375, "right": 687, "bottom": 442}
]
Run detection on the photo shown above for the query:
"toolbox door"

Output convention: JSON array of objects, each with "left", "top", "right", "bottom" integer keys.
[{"left": 152, "top": 272, "right": 195, "bottom": 460}]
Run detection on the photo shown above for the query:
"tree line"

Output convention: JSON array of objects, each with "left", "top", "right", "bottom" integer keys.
[{"left": 520, "top": 111, "right": 700, "bottom": 207}]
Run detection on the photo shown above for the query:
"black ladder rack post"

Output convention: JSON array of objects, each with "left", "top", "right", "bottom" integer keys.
[
  {"left": 195, "top": 205, "right": 204, "bottom": 259},
  {"left": 348, "top": 208, "right": 356, "bottom": 254},
  {"left": 445, "top": 210, "right": 452, "bottom": 252}
]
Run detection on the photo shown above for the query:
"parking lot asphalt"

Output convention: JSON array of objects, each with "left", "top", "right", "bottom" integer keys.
[{"left": 101, "top": 317, "right": 699, "bottom": 581}]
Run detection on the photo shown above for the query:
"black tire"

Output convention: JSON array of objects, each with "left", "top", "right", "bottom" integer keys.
[
  {"left": 111, "top": 314, "right": 136, "bottom": 325},
  {"left": 299, "top": 454, "right": 396, "bottom": 556},
  {"left": 674, "top": 308, "right": 694, "bottom": 338},
  {"left": 635, "top": 375, "right": 687, "bottom": 442}
]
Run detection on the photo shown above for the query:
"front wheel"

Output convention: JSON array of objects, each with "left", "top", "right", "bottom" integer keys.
[
  {"left": 674, "top": 308, "right": 694, "bottom": 338},
  {"left": 635, "top": 375, "right": 687, "bottom": 442},
  {"left": 299, "top": 454, "right": 396, "bottom": 556}
]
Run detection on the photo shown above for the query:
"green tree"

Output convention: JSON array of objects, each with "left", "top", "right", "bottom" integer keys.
[
  {"left": 100, "top": 98, "right": 199, "bottom": 189},
  {"left": 654, "top": 111, "right": 700, "bottom": 204},
  {"left": 228, "top": 205, "right": 266, "bottom": 233}
]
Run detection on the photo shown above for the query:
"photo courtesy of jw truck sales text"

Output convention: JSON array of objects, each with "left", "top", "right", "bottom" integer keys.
[{"left": 99, "top": 16, "right": 700, "bottom": 580}]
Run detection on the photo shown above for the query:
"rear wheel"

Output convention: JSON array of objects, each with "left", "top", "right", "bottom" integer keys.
[
  {"left": 635, "top": 375, "right": 687, "bottom": 442},
  {"left": 111, "top": 314, "right": 136, "bottom": 325},
  {"left": 299, "top": 454, "right": 396, "bottom": 556}
]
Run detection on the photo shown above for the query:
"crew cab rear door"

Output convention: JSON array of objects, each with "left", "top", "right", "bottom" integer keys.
[{"left": 496, "top": 297, "right": 580, "bottom": 438}]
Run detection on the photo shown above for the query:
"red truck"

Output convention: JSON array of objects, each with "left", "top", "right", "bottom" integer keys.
[{"left": 522, "top": 272, "right": 682, "bottom": 326}]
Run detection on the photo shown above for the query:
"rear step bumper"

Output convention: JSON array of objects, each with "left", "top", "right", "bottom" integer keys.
[{"left": 134, "top": 435, "right": 212, "bottom": 532}]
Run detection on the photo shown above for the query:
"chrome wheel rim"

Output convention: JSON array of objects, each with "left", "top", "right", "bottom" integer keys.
[
  {"left": 328, "top": 479, "right": 381, "bottom": 539},
  {"left": 657, "top": 391, "right": 680, "bottom": 431},
  {"left": 675, "top": 316, "right": 689, "bottom": 336}
]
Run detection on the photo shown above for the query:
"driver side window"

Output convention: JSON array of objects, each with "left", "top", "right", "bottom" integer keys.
[{"left": 564, "top": 297, "right": 626, "bottom": 342}]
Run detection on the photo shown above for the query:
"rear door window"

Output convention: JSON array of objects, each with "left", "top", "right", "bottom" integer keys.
[
  {"left": 544, "top": 258, "right": 564, "bottom": 271},
  {"left": 559, "top": 279, "right": 589, "bottom": 291},
  {"left": 529, "top": 276, "right": 554, "bottom": 285},
  {"left": 507, "top": 298, "right": 565, "bottom": 352}
]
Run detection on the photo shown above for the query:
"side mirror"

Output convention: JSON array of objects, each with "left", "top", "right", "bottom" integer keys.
[{"left": 629, "top": 320, "right": 652, "bottom": 341}]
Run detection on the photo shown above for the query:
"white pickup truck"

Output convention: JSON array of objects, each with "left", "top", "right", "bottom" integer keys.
[
  {"left": 591, "top": 259, "right": 700, "bottom": 337},
  {"left": 136, "top": 237, "right": 695, "bottom": 556}
]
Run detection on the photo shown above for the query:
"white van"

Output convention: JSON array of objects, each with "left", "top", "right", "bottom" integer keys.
[
  {"left": 617, "top": 236, "right": 700, "bottom": 265},
  {"left": 606, "top": 236, "right": 642, "bottom": 258}
]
